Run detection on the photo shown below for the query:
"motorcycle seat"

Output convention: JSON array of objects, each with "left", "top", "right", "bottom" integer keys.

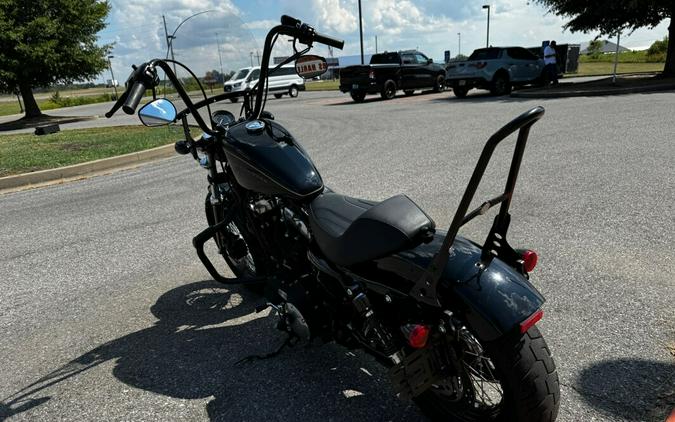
[{"left": 309, "top": 193, "right": 435, "bottom": 267}]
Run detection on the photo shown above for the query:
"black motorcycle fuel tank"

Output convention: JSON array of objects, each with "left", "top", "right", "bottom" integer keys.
[{"left": 221, "top": 119, "right": 323, "bottom": 200}]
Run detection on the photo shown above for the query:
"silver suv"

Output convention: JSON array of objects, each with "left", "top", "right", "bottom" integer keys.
[{"left": 445, "top": 47, "right": 545, "bottom": 98}]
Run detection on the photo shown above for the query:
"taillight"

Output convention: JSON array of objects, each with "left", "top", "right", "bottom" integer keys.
[
  {"left": 522, "top": 250, "right": 538, "bottom": 272},
  {"left": 476, "top": 62, "right": 487, "bottom": 69},
  {"left": 401, "top": 324, "right": 430, "bottom": 348},
  {"left": 519, "top": 309, "right": 543, "bottom": 333},
  {"left": 368, "top": 69, "right": 375, "bottom": 79}
]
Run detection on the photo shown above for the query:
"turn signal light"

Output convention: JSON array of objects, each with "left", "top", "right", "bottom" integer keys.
[
  {"left": 519, "top": 309, "right": 543, "bottom": 333},
  {"left": 402, "top": 324, "right": 430, "bottom": 349},
  {"left": 522, "top": 250, "right": 538, "bottom": 272}
]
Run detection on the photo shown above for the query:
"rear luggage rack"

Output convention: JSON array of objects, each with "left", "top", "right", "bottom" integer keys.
[{"left": 411, "top": 106, "right": 546, "bottom": 307}]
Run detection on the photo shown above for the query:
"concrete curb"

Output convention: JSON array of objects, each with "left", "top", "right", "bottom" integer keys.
[
  {"left": 511, "top": 83, "right": 675, "bottom": 98},
  {"left": 0, "top": 143, "right": 175, "bottom": 192}
]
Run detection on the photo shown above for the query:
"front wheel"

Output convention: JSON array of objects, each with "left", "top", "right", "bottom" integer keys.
[
  {"left": 273, "top": 93, "right": 283, "bottom": 99},
  {"left": 229, "top": 97, "right": 239, "bottom": 103},
  {"left": 288, "top": 85, "right": 299, "bottom": 98},
  {"left": 490, "top": 73, "right": 512, "bottom": 96},
  {"left": 414, "top": 326, "right": 560, "bottom": 422},
  {"left": 433, "top": 74, "right": 445, "bottom": 92},
  {"left": 403, "top": 89, "right": 415, "bottom": 96}
]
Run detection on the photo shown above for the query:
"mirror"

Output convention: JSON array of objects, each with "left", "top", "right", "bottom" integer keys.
[
  {"left": 211, "top": 110, "right": 236, "bottom": 127},
  {"left": 295, "top": 55, "right": 328, "bottom": 79},
  {"left": 427, "top": 58, "right": 433, "bottom": 64},
  {"left": 138, "top": 99, "right": 177, "bottom": 127}
]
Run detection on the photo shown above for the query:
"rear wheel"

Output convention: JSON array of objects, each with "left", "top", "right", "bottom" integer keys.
[
  {"left": 288, "top": 85, "right": 299, "bottom": 98},
  {"left": 274, "top": 93, "right": 283, "bottom": 99},
  {"left": 453, "top": 85, "right": 469, "bottom": 98},
  {"left": 414, "top": 326, "right": 560, "bottom": 422},
  {"left": 350, "top": 90, "right": 366, "bottom": 102},
  {"left": 490, "top": 73, "right": 512, "bottom": 96},
  {"left": 433, "top": 74, "right": 445, "bottom": 92},
  {"left": 381, "top": 80, "right": 396, "bottom": 100},
  {"left": 403, "top": 89, "right": 415, "bottom": 96}
]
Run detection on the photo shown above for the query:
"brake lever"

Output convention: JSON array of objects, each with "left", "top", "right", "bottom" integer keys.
[{"left": 104, "top": 89, "right": 129, "bottom": 118}]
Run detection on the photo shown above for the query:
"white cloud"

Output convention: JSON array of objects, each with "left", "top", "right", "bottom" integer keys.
[{"left": 311, "top": 0, "right": 358, "bottom": 33}]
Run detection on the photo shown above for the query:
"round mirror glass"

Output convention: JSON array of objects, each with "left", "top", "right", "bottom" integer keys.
[
  {"left": 295, "top": 55, "right": 328, "bottom": 79},
  {"left": 138, "top": 99, "right": 177, "bottom": 126}
]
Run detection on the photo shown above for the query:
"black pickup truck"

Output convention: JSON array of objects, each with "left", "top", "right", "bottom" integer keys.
[{"left": 339, "top": 50, "right": 446, "bottom": 102}]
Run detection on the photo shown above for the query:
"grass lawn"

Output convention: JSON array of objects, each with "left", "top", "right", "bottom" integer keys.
[
  {"left": 574, "top": 62, "right": 665, "bottom": 76},
  {"left": 305, "top": 80, "right": 340, "bottom": 91},
  {"left": 0, "top": 125, "right": 183, "bottom": 177}
]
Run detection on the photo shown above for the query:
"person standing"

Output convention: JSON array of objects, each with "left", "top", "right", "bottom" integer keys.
[{"left": 544, "top": 40, "right": 558, "bottom": 85}]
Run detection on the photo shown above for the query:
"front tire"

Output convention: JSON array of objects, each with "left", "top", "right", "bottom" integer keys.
[
  {"left": 433, "top": 74, "right": 445, "bottom": 92},
  {"left": 403, "top": 89, "right": 415, "bottom": 96},
  {"left": 288, "top": 85, "right": 299, "bottom": 98},
  {"left": 414, "top": 326, "right": 560, "bottom": 422},
  {"left": 229, "top": 97, "right": 239, "bottom": 103},
  {"left": 274, "top": 93, "right": 283, "bottom": 99}
]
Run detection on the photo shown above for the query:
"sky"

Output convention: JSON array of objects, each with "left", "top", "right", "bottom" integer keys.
[{"left": 96, "top": 0, "right": 670, "bottom": 82}]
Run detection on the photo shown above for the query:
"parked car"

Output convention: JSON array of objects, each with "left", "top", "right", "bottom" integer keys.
[
  {"left": 445, "top": 47, "right": 545, "bottom": 98},
  {"left": 339, "top": 50, "right": 446, "bottom": 102},
  {"left": 224, "top": 64, "right": 305, "bottom": 102}
]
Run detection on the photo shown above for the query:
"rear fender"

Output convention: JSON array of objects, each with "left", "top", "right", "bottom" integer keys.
[{"left": 377, "top": 233, "right": 545, "bottom": 342}]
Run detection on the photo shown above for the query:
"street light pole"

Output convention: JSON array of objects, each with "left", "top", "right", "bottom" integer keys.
[
  {"left": 107, "top": 55, "right": 118, "bottom": 99},
  {"left": 358, "top": 0, "right": 364, "bottom": 64},
  {"left": 164, "top": 10, "right": 213, "bottom": 76},
  {"left": 482, "top": 5, "right": 491, "bottom": 48},
  {"left": 458, "top": 33, "right": 461, "bottom": 57},
  {"left": 215, "top": 32, "right": 224, "bottom": 79}
]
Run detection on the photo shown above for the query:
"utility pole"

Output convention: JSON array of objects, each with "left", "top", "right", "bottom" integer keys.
[
  {"left": 482, "top": 5, "right": 491, "bottom": 48},
  {"left": 612, "top": 31, "right": 621, "bottom": 84},
  {"left": 375, "top": 35, "right": 378, "bottom": 53},
  {"left": 107, "top": 55, "right": 118, "bottom": 99},
  {"left": 256, "top": 50, "right": 261, "bottom": 66},
  {"left": 458, "top": 33, "right": 461, "bottom": 57},
  {"left": 250, "top": 52, "right": 254, "bottom": 67},
  {"left": 358, "top": 0, "right": 364, "bottom": 64}
]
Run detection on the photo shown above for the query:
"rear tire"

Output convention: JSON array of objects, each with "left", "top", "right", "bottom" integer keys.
[
  {"left": 274, "top": 93, "right": 283, "bottom": 99},
  {"left": 350, "top": 90, "right": 366, "bottom": 102},
  {"left": 433, "top": 74, "right": 445, "bottom": 92},
  {"left": 414, "top": 326, "right": 560, "bottom": 422},
  {"left": 288, "top": 85, "right": 299, "bottom": 98},
  {"left": 381, "top": 80, "right": 396, "bottom": 100},
  {"left": 453, "top": 86, "right": 469, "bottom": 98},
  {"left": 403, "top": 89, "right": 415, "bottom": 96},
  {"left": 490, "top": 72, "right": 512, "bottom": 96}
]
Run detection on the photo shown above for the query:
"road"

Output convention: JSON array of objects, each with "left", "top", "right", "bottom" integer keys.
[{"left": 1, "top": 89, "right": 674, "bottom": 421}]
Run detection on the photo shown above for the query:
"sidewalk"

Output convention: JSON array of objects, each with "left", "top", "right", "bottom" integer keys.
[{"left": 512, "top": 74, "right": 675, "bottom": 98}]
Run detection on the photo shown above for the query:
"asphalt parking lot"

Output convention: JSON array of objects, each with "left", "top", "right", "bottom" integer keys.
[{"left": 1, "top": 89, "right": 674, "bottom": 421}]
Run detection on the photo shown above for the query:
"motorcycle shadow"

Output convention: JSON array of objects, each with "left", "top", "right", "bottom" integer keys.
[
  {"left": 1, "top": 280, "right": 425, "bottom": 422},
  {"left": 576, "top": 357, "right": 675, "bottom": 421}
]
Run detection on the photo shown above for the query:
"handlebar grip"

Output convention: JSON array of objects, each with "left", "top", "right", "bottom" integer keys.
[
  {"left": 122, "top": 81, "right": 146, "bottom": 115},
  {"left": 313, "top": 32, "right": 344, "bottom": 49}
]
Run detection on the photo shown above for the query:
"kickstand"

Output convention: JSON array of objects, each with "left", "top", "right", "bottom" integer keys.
[{"left": 235, "top": 334, "right": 296, "bottom": 365}]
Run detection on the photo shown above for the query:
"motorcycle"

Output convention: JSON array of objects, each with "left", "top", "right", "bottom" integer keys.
[{"left": 105, "top": 15, "right": 560, "bottom": 422}]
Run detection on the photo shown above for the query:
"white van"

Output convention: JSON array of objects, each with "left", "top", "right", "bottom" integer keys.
[{"left": 223, "top": 65, "right": 305, "bottom": 102}]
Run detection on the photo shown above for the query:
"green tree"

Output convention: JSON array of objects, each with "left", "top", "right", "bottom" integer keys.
[
  {"left": 0, "top": 0, "right": 111, "bottom": 118},
  {"left": 647, "top": 36, "right": 669, "bottom": 62},
  {"left": 586, "top": 39, "right": 603, "bottom": 59},
  {"left": 532, "top": 0, "right": 675, "bottom": 75}
]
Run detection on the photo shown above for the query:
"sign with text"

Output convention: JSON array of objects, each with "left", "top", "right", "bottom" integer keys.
[{"left": 295, "top": 55, "right": 328, "bottom": 79}]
